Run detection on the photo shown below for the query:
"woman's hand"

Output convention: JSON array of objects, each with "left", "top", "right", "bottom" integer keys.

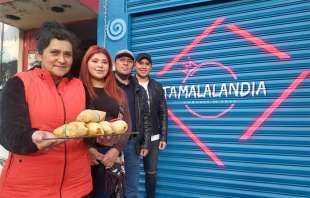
[
  {"left": 88, "top": 147, "right": 105, "bottom": 165},
  {"left": 32, "top": 130, "right": 65, "bottom": 151},
  {"left": 102, "top": 148, "right": 119, "bottom": 168}
]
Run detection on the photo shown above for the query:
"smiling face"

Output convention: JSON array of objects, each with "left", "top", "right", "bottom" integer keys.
[
  {"left": 87, "top": 52, "right": 109, "bottom": 82},
  {"left": 37, "top": 38, "right": 73, "bottom": 82},
  {"left": 135, "top": 58, "right": 152, "bottom": 79}
]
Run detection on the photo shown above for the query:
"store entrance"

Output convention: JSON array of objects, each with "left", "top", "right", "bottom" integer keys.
[{"left": 66, "top": 19, "right": 97, "bottom": 77}]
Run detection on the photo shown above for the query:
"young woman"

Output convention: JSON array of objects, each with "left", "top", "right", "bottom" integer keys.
[
  {"left": 79, "top": 45, "right": 130, "bottom": 198},
  {"left": 0, "top": 21, "right": 92, "bottom": 197}
]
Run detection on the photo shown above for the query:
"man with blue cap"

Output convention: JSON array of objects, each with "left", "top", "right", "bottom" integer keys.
[{"left": 114, "top": 49, "right": 152, "bottom": 198}]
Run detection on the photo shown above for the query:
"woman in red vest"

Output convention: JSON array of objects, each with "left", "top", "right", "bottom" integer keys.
[{"left": 0, "top": 21, "right": 92, "bottom": 197}]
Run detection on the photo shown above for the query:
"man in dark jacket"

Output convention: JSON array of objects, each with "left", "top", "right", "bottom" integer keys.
[
  {"left": 114, "top": 49, "right": 152, "bottom": 198},
  {"left": 135, "top": 53, "right": 168, "bottom": 198}
]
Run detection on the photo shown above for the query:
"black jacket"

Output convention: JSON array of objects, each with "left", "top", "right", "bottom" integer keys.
[
  {"left": 116, "top": 75, "right": 152, "bottom": 153},
  {"left": 144, "top": 77, "right": 168, "bottom": 143}
]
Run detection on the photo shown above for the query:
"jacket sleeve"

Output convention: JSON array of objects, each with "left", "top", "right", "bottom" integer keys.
[
  {"left": 113, "top": 92, "right": 130, "bottom": 152},
  {"left": 140, "top": 88, "right": 152, "bottom": 149},
  {"left": 0, "top": 77, "right": 38, "bottom": 154},
  {"left": 157, "top": 83, "right": 168, "bottom": 142}
]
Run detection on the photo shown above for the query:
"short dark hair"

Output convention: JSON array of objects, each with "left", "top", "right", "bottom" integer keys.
[
  {"left": 36, "top": 21, "right": 79, "bottom": 60},
  {"left": 136, "top": 53, "right": 152, "bottom": 65}
]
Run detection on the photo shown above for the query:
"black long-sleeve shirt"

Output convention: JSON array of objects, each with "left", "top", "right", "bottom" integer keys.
[
  {"left": 0, "top": 77, "right": 38, "bottom": 154},
  {"left": 85, "top": 87, "right": 130, "bottom": 152}
]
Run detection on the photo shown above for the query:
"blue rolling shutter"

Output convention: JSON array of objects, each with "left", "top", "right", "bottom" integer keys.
[{"left": 130, "top": 0, "right": 310, "bottom": 197}]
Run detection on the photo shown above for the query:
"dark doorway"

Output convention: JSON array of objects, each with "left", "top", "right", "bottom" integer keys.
[{"left": 66, "top": 19, "right": 97, "bottom": 77}]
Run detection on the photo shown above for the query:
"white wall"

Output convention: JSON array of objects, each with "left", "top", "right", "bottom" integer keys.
[{"left": 0, "top": 145, "right": 8, "bottom": 159}]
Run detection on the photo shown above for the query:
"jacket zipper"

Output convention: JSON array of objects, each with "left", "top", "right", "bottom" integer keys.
[
  {"left": 135, "top": 88, "right": 140, "bottom": 134},
  {"left": 58, "top": 91, "right": 67, "bottom": 198}
]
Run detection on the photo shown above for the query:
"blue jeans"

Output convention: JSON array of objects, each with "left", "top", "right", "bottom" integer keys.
[{"left": 124, "top": 139, "right": 140, "bottom": 198}]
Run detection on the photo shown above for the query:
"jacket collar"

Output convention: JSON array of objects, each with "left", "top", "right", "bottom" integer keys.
[
  {"left": 32, "top": 67, "right": 69, "bottom": 86},
  {"left": 132, "top": 75, "right": 143, "bottom": 93},
  {"left": 114, "top": 74, "right": 144, "bottom": 93}
]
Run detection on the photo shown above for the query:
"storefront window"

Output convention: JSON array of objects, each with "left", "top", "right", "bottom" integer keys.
[
  {"left": 0, "top": 22, "right": 19, "bottom": 161},
  {"left": 0, "top": 22, "right": 19, "bottom": 89}
]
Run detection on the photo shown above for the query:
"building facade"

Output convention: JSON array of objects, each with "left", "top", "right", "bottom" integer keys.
[
  {"left": 100, "top": 0, "right": 310, "bottom": 197},
  {"left": 0, "top": 0, "right": 309, "bottom": 197}
]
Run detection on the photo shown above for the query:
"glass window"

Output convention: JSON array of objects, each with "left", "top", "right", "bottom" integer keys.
[
  {"left": 0, "top": 22, "right": 19, "bottom": 89},
  {"left": 0, "top": 23, "right": 19, "bottom": 160}
]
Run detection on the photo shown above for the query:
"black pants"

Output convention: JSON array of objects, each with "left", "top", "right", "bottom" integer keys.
[
  {"left": 90, "top": 146, "right": 124, "bottom": 198},
  {"left": 143, "top": 140, "right": 160, "bottom": 198}
]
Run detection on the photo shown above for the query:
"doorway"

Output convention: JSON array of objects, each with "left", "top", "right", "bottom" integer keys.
[{"left": 66, "top": 19, "right": 97, "bottom": 77}]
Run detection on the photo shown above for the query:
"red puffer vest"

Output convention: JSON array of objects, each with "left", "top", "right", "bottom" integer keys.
[{"left": 0, "top": 68, "right": 92, "bottom": 198}]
